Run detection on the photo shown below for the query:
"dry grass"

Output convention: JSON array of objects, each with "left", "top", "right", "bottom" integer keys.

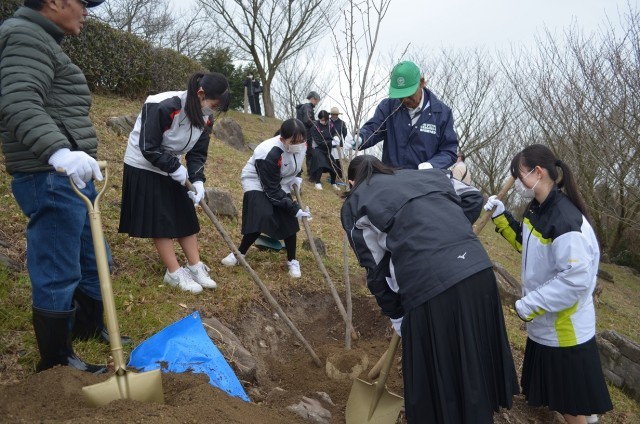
[{"left": 0, "top": 93, "right": 638, "bottom": 420}]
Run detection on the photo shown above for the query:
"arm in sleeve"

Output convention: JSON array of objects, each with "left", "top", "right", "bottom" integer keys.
[
  {"left": 346, "top": 226, "right": 404, "bottom": 318},
  {"left": 428, "top": 111, "right": 458, "bottom": 169},
  {"left": 311, "top": 125, "right": 331, "bottom": 152},
  {"left": 449, "top": 176, "right": 483, "bottom": 223},
  {"left": 0, "top": 35, "right": 70, "bottom": 161},
  {"left": 517, "top": 232, "right": 596, "bottom": 319},
  {"left": 301, "top": 104, "right": 315, "bottom": 128},
  {"left": 138, "top": 102, "right": 181, "bottom": 173},
  {"left": 185, "top": 124, "right": 211, "bottom": 183},
  {"left": 358, "top": 103, "right": 389, "bottom": 150},
  {"left": 255, "top": 156, "right": 300, "bottom": 216},
  {"left": 493, "top": 211, "right": 523, "bottom": 253}
]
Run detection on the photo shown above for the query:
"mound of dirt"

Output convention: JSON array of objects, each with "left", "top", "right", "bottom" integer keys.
[{"left": 0, "top": 293, "right": 566, "bottom": 423}]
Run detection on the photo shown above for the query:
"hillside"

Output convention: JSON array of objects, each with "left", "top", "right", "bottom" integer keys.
[{"left": 0, "top": 93, "right": 638, "bottom": 423}]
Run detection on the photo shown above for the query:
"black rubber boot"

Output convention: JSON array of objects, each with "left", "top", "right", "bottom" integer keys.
[
  {"left": 32, "top": 306, "right": 107, "bottom": 374},
  {"left": 72, "top": 289, "right": 132, "bottom": 345}
]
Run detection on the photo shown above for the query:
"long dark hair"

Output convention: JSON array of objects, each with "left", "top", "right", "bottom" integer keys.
[
  {"left": 278, "top": 119, "right": 307, "bottom": 143},
  {"left": 510, "top": 144, "right": 590, "bottom": 220},
  {"left": 345, "top": 155, "right": 396, "bottom": 197},
  {"left": 185, "top": 72, "right": 230, "bottom": 130},
  {"left": 317, "top": 110, "right": 330, "bottom": 121}
]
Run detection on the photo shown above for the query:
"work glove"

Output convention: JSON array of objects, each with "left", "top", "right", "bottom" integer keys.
[
  {"left": 390, "top": 317, "right": 403, "bottom": 337},
  {"left": 170, "top": 165, "right": 188, "bottom": 185},
  {"left": 345, "top": 133, "right": 360, "bottom": 150},
  {"left": 290, "top": 176, "right": 303, "bottom": 192},
  {"left": 188, "top": 181, "right": 205, "bottom": 206},
  {"left": 514, "top": 299, "right": 533, "bottom": 322},
  {"left": 331, "top": 136, "right": 340, "bottom": 147},
  {"left": 295, "top": 206, "right": 312, "bottom": 220},
  {"left": 48, "top": 148, "right": 103, "bottom": 189},
  {"left": 417, "top": 161, "right": 433, "bottom": 170},
  {"left": 483, "top": 195, "right": 505, "bottom": 217}
]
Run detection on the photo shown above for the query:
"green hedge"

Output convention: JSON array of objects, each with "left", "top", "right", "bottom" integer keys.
[{"left": 2, "top": 5, "right": 204, "bottom": 98}]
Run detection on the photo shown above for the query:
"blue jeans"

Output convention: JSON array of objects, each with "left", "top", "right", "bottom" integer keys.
[{"left": 11, "top": 171, "right": 112, "bottom": 311}]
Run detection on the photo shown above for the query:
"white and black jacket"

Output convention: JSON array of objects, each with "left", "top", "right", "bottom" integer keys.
[
  {"left": 340, "top": 169, "right": 492, "bottom": 319},
  {"left": 492, "top": 187, "right": 600, "bottom": 347},
  {"left": 124, "top": 91, "right": 212, "bottom": 182},
  {"left": 241, "top": 136, "right": 306, "bottom": 216}
]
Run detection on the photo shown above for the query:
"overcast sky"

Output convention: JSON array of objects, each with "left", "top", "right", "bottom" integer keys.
[
  {"left": 375, "top": 0, "right": 634, "bottom": 52},
  {"left": 177, "top": 0, "right": 635, "bottom": 53}
]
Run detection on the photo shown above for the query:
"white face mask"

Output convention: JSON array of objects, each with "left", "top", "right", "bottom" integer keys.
[
  {"left": 202, "top": 107, "right": 214, "bottom": 116},
  {"left": 287, "top": 143, "right": 305, "bottom": 154},
  {"left": 516, "top": 168, "right": 540, "bottom": 199}
]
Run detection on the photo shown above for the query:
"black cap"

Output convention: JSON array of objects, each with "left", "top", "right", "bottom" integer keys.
[
  {"left": 307, "top": 91, "right": 320, "bottom": 100},
  {"left": 86, "top": 0, "right": 106, "bottom": 8}
]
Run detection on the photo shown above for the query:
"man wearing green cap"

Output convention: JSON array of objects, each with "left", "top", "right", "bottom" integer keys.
[
  {"left": 0, "top": 0, "right": 118, "bottom": 374},
  {"left": 353, "top": 61, "right": 458, "bottom": 170}
]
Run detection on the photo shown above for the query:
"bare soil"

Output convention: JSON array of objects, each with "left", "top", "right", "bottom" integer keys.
[{"left": 0, "top": 292, "right": 568, "bottom": 423}]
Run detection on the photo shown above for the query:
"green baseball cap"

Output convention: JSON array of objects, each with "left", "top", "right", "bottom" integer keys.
[{"left": 388, "top": 61, "right": 421, "bottom": 98}]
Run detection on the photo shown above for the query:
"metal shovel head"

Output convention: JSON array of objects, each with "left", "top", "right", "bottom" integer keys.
[
  {"left": 346, "top": 378, "right": 404, "bottom": 424},
  {"left": 83, "top": 368, "right": 164, "bottom": 407}
]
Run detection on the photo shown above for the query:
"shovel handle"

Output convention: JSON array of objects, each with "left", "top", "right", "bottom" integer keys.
[
  {"left": 473, "top": 176, "right": 515, "bottom": 235},
  {"left": 69, "top": 163, "right": 127, "bottom": 372},
  {"left": 368, "top": 332, "right": 401, "bottom": 419}
]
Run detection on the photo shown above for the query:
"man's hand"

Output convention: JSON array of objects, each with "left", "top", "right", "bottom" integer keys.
[{"left": 48, "top": 148, "right": 103, "bottom": 189}]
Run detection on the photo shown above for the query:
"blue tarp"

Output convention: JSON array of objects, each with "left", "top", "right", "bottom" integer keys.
[{"left": 128, "top": 311, "right": 250, "bottom": 402}]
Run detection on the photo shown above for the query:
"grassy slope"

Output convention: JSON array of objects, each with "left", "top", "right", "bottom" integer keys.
[{"left": 0, "top": 94, "right": 638, "bottom": 419}]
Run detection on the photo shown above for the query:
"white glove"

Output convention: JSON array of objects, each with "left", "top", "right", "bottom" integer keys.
[
  {"left": 48, "top": 148, "right": 103, "bottom": 189},
  {"left": 170, "top": 165, "right": 188, "bottom": 185},
  {"left": 346, "top": 133, "right": 360, "bottom": 150},
  {"left": 295, "top": 206, "right": 311, "bottom": 219},
  {"left": 188, "top": 181, "right": 205, "bottom": 206},
  {"left": 390, "top": 317, "right": 403, "bottom": 337},
  {"left": 418, "top": 161, "right": 433, "bottom": 170},
  {"left": 483, "top": 195, "right": 505, "bottom": 217},
  {"left": 290, "top": 176, "right": 303, "bottom": 192},
  {"left": 332, "top": 136, "right": 340, "bottom": 147}
]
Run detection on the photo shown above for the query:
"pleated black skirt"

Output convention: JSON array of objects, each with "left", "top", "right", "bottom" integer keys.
[
  {"left": 241, "top": 190, "right": 299, "bottom": 240},
  {"left": 521, "top": 336, "right": 613, "bottom": 416},
  {"left": 118, "top": 164, "right": 199, "bottom": 238},
  {"left": 401, "top": 267, "right": 520, "bottom": 424}
]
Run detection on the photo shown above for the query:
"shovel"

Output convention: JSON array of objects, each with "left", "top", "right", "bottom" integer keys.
[
  {"left": 346, "top": 333, "right": 403, "bottom": 424},
  {"left": 65, "top": 163, "right": 164, "bottom": 406}
]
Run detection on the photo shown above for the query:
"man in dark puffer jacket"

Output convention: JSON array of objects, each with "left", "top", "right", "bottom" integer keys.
[{"left": 0, "top": 0, "right": 126, "bottom": 374}]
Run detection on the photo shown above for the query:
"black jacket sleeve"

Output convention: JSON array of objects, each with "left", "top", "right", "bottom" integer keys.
[
  {"left": 254, "top": 148, "right": 300, "bottom": 216},
  {"left": 138, "top": 102, "right": 181, "bottom": 173},
  {"left": 185, "top": 118, "right": 212, "bottom": 183}
]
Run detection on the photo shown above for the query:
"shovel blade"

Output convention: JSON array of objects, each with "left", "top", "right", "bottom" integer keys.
[
  {"left": 346, "top": 378, "right": 404, "bottom": 424},
  {"left": 83, "top": 368, "right": 164, "bottom": 407}
]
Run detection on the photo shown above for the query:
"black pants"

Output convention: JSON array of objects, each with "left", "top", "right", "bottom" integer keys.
[{"left": 248, "top": 95, "right": 261, "bottom": 115}]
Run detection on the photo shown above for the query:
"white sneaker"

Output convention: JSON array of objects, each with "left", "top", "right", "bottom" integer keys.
[
  {"left": 332, "top": 184, "right": 340, "bottom": 191},
  {"left": 287, "top": 259, "right": 301, "bottom": 278},
  {"left": 586, "top": 415, "right": 599, "bottom": 424},
  {"left": 221, "top": 252, "right": 242, "bottom": 266},
  {"left": 315, "top": 183, "right": 323, "bottom": 190},
  {"left": 163, "top": 268, "right": 203, "bottom": 294},
  {"left": 186, "top": 262, "right": 217, "bottom": 289}
]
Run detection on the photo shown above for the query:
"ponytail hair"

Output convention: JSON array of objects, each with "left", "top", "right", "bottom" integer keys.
[
  {"left": 345, "top": 155, "right": 396, "bottom": 197},
  {"left": 510, "top": 144, "right": 590, "bottom": 220},
  {"left": 185, "top": 72, "right": 231, "bottom": 130}
]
